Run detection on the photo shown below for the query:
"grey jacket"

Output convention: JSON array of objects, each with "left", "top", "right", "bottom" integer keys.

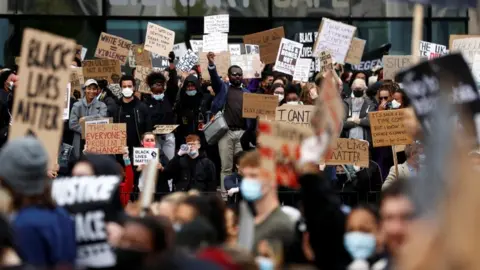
[{"left": 69, "top": 98, "right": 108, "bottom": 158}]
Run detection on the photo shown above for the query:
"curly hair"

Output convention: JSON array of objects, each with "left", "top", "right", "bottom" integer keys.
[{"left": 146, "top": 72, "right": 166, "bottom": 88}]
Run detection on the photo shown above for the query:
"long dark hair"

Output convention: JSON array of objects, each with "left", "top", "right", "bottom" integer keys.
[{"left": 3, "top": 182, "right": 56, "bottom": 211}]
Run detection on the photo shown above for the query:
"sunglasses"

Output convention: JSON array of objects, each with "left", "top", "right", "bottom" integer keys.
[
  {"left": 379, "top": 96, "right": 389, "bottom": 100},
  {"left": 230, "top": 72, "right": 243, "bottom": 77}
]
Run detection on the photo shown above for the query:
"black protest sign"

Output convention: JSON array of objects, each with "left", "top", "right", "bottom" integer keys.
[
  {"left": 351, "top": 43, "right": 391, "bottom": 71},
  {"left": 273, "top": 38, "right": 303, "bottom": 76},
  {"left": 294, "top": 31, "right": 320, "bottom": 78},
  {"left": 52, "top": 176, "right": 121, "bottom": 268},
  {"left": 151, "top": 52, "right": 172, "bottom": 69},
  {"left": 10, "top": 28, "right": 76, "bottom": 167}
]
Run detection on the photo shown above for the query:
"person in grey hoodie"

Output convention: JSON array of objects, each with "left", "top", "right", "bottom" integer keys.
[{"left": 69, "top": 79, "right": 108, "bottom": 158}]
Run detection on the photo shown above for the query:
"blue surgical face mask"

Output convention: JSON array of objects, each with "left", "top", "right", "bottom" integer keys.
[
  {"left": 240, "top": 177, "right": 263, "bottom": 201},
  {"left": 256, "top": 257, "right": 274, "bottom": 270},
  {"left": 188, "top": 150, "right": 198, "bottom": 157},
  {"left": 344, "top": 231, "right": 376, "bottom": 260},
  {"left": 153, "top": 93, "right": 164, "bottom": 101},
  {"left": 173, "top": 223, "right": 182, "bottom": 232},
  {"left": 186, "top": 90, "right": 197, "bottom": 96}
]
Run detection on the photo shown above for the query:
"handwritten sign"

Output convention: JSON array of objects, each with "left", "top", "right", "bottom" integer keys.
[
  {"left": 81, "top": 117, "right": 112, "bottom": 139},
  {"left": 293, "top": 58, "right": 312, "bottom": 82},
  {"left": 190, "top": 40, "right": 203, "bottom": 53},
  {"left": 86, "top": 123, "right": 126, "bottom": 154},
  {"left": 173, "top": 42, "right": 188, "bottom": 59},
  {"left": 275, "top": 105, "right": 315, "bottom": 126},
  {"left": 369, "top": 109, "right": 413, "bottom": 147},
  {"left": 204, "top": 14, "right": 229, "bottom": 34},
  {"left": 203, "top": 33, "right": 228, "bottom": 53},
  {"left": 152, "top": 125, "right": 179, "bottom": 135},
  {"left": 230, "top": 54, "right": 262, "bottom": 79},
  {"left": 10, "top": 28, "right": 76, "bottom": 166},
  {"left": 52, "top": 176, "right": 120, "bottom": 268},
  {"left": 135, "top": 66, "right": 152, "bottom": 93},
  {"left": 229, "top": 44, "right": 242, "bottom": 55},
  {"left": 324, "top": 138, "right": 369, "bottom": 167},
  {"left": 419, "top": 41, "right": 447, "bottom": 60},
  {"left": 382, "top": 55, "right": 413, "bottom": 80},
  {"left": 94, "top": 32, "right": 132, "bottom": 65},
  {"left": 133, "top": 44, "right": 152, "bottom": 68},
  {"left": 199, "top": 51, "right": 230, "bottom": 81},
  {"left": 242, "top": 93, "right": 278, "bottom": 119},
  {"left": 450, "top": 37, "right": 480, "bottom": 67},
  {"left": 345, "top": 38, "right": 366, "bottom": 65},
  {"left": 82, "top": 59, "right": 121, "bottom": 84},
  {"left": 177, "top": 49, "right": 199, "bottom": 72},
  {"left": 144, "top": 22, "right": 175, "bottom": 57},
  {"left": 70, "top": 67, "right": 84, "bottom": 96},
  {"left": 319, "top": 51, "right": 333, "bottom": 74},
  {"left": 273, "top": 38, "right": 303, "bottom": 76},
  {"left": 313, "top": 18, "right": 356, "bottom": 64},
  {"left": 243, "top": 27, "right": 285, "bottom": 64},
  {"left": 133, "top": 148, "right": 159, "bottom": 166}
]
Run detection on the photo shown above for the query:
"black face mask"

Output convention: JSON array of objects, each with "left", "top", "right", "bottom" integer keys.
[
  {"left": 115, "top": 248, "right": 148, "bottom": 270},
  {"left": 353, "top": 90, "right": 364, "bottom": 98}
]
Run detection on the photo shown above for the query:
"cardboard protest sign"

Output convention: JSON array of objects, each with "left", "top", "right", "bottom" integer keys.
[
  {"left": 80, "top": 117, "right": 112, "bottom": 139},
  {"left": 323, "top": 138, "right": 369, "bottom": 167},
  {"left": 382, "top": 55, "right": 413, "bottom": 80},
  {"left": 199, "top": 51, "right": 230, "bottom": 81},
  {"left": 257, "top": 120, "right": 314, "bottom": 188},
  {"left": 245, "top": 44, "right": 260, "bottom": 55},
  {"left": 346, "top": 38, "right": 366, "bottom": 65},
  {"left": 319, "top": 51, "right": 333, "bottom": 74},
  {"left": 132, "top": 44, "right": 152, "bottom": 68},
  {"left": 85, "top": 123, "right": 126, "bottom": 154},
  {"left": 152, "top": 125, "right": 179, "bottom": 134},
  {"left": 203, "top": 33, "right": 228, "bottom": 53},
  {"left": 204, "top": 14, "right": 229, "bottom": 34},
  {"left": 243, "top": 27, "right": 285, "bottom": 64},
  {"left": 230, "top": 54, "right": 262, "bottom": 79},
  {"left": 52, "top": 176, "right": 120, "bottom": 268},
  {"left": 273, "top": 38, "right": 303, "bottom": 76},
  {"left": 449, "top": 34, "right": 480, "bottom": 48},
  {"left": 229, "top": 44, "right": 242, "bottom": 56},
  {"left": 242, "top": 93, "right": 278, "bottom": 119},
  {"left": 133, "top": 147, "right": 159, "bottom": 166},
  {"left": 70, "top": 67, "right": 84, "bottom": 96},
  {"left": 313, "top": 18, "right": 356, "bottom": 64},
  {"left": 419, "top": 41, "right": 447, "bottom": 60},
  {"left": 369, "top": 109, "right": 413, "bottom": 147},
  {"left": 134, "top": 66, "right": 152, "bottom": 93},
  {"left": 190, "top": 40, "right": 203, "bottom": 53},
  {"left": 275, "top": 105, "right": 315, "bottom": 127},
  {"left": 10, "top": 28, "right": 76, "bottom": 166},
  {"left": 450, "top": 36, "right": 480, "bottom": 67},
  {"left": 64, "top": 83, "right": 71, "bottom": 120},
  {"left": 177, "top": 49, "right": 199, "bottom": 72},
  {"left": 293, "top": 58, "right": 312, "bottom": 82},
  {"left": 173, "top": 42, "right": 188, "bottom": 59},
  {"left": 82, "top": 59, "right": 121, "bottom": 84},
  {"left": 94, "top": 32, "right": 132, "bottom": 65},
  {"left": 144, "top": 22, "right": 175, "bottom": 57}
]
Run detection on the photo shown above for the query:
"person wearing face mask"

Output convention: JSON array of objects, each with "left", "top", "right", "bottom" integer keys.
[
  {"left": 207, "top": 52, "right": 254, "bottom": 192},
  {"left": 143, "top": 71, "right": 176, "bottom": 160},
  {"left": 69, "top": 79, "right": 108, "bottom": 158},
  {"left": 342, "top": 78, "right": 374, "bottom": 145},
  {"left": 115, "top": 75, "right": 152, "bottom": 161},
  {"left": 158, "top": 134, "right": 216, "bottom": 192},
  {"left": 382, "top": 143, "right": 423, "bottom": 190},
  {"left": 238, "top": 151, "right": 295, "bottom": 251},
  {"left": 281, "top": 84, "right": 302, "bottom": 106},
  {"left": 271, "top": 83, "right": 285, "bottom": 103},
  {"left": 391, "top": 89, "right": 410, "bottom": 110}
]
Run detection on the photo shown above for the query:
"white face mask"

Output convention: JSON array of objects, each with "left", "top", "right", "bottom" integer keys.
[
  {"left": 391, "top": 99, "right": 401, "bottom": 109},
  {"left": 71, "top": 65, "right": 77, "bottom": 68},
  {"left": 122, "top": 88, "right": 134, "bottom": 98},
  {"left": 287, "top": 101, "right": 300, "bottom": 105},
  {"left": 274, "top": 93, "right": 284, "bottom": 102}
]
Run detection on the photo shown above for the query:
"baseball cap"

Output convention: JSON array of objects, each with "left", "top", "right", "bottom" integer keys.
[{"left": 85, "top": 79, "right": 99, "bottom": 87}]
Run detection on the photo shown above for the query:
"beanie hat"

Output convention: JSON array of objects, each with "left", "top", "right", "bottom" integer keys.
[{"left": 0, "top": 136, "right": 48, "bottom": 196}]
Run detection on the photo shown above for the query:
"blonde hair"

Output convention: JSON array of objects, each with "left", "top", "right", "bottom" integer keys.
[{"left": 300, "top": 83, "right": 318, "bottom": 105}]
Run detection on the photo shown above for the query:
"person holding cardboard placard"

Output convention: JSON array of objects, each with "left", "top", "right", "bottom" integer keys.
[
  {"left": 207, "top": 52, "right": 254, "bottom": 190},
  {"left": 69, "top": 79, "right": 108, "bottom": 158},
  {"left": 382, "top": 143, "right": 423, "bottom": 190},
  {"left": 342, "top": 79, "right": 374, "bottom": 145}
]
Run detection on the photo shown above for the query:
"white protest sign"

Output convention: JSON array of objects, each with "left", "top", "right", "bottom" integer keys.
[
  {"left": 144, "top": 22, "right": 175, "bottom": 57},
  {"left": 202, "top": 33, "right": 228, "bottom": 53},
  {"left": 293, "top": 58, "right": 312, "bottom": 82},
  {"left": 419, "top": 41, "right": 447, "bottom": 60},
  {"left": 190, "top": 40, "right": 203, "bottom": 53},
  {"left": 81, "top": 47, "right": 88, "bottom": 61},
  {"left": 173, "top": 42, "right": 188, "bottom": 59},
  {"left": 133, "top": 147, "right": 159, "bottom": 166},
  {"left": 229, "top": 44, "right": 242, "bottom": 55},
  {"left": 204, "top": 14, "right": 229, "bottom": 34},
  {"left": 273, "top": 38, "right": 303, "bottom": 76},
  {"left": 64, "top": 83, "right": 71, "bottom": 120},
  {"left": 52, "top": 175, "right": 120, "bottom": 268},
  {"left": 177, "top": 49, "right": 200, "bottom": 72},
  {"left": 313, "top": 18, "right": 356, "bottom": 64},
  {"left": 230, "top": 54, "right": 262, "bottom": 79},
  {"left": 245, "top": 44, "right": 260, "bottom": 55},
  {"left": 472, "top": 54, "right": 480, "bottom": 86},
  {"left": 451, "top": 38, "right": 480, "bottom": 67}
]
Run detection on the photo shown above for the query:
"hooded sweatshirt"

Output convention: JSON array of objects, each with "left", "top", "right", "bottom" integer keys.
[{"left": 175, "top": 75, "right": 204, "bottom": 139}]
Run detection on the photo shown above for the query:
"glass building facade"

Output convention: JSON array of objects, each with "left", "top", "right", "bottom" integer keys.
[{"left": 0, "top": 0, "right": 468, "bottom": 67}]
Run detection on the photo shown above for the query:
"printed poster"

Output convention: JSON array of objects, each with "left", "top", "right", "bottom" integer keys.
[{"left": 273, "top": 38, "right": 303, "bottom": 76}]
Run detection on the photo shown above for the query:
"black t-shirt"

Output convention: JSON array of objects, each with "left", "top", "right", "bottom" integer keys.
[{"left": 223, "top": 86, "right": 244, "bottom": 129}]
